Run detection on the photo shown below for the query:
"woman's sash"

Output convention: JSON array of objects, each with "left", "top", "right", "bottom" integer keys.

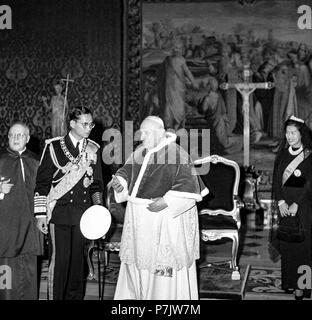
[{"left": 282, "top": 149, "right": 311, "bottom": 186}]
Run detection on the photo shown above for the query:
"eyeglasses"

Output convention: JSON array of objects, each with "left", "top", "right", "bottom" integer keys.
[
  {"left": 8, "top": 133, "right": 28, "bottom": 140},
  {"left": 76, "top": 121, "right": 95, "bottom": 130}
]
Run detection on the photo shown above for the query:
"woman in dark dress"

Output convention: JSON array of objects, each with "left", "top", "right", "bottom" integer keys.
[{"left": 272, "top": 115, "right": 312, "bottom": 300}]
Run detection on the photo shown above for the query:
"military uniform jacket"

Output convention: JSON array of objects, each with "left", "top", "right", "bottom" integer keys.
[{"left": 34, "top": 134, "right": 103, "bottom": 225}]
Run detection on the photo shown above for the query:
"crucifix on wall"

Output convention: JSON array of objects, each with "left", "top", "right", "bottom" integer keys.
[{"left": 220, "top": 67, "right": 274, "bottom": 167}]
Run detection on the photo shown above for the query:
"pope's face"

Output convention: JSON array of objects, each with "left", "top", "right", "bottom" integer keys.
[
  {"left": 139, "top": 121, "right": 159, "bottom": 150},
  {"left": 8, "top": 124, "right": 30, "bottom": 152}
]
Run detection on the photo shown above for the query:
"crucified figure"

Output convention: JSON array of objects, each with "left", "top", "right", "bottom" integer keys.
[{"left": 220, "top": 70, "right": 274, "bottom": 167}]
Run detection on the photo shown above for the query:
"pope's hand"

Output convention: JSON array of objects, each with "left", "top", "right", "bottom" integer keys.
[
  {"left": 111, "top": 175, "right": 124, "bottom": 193},
  {"left": 37, "top": 217, "right": 48, "bottom": 234},
  {"left": 289, "top": 202, "right": 298, "bottom": 216},
  {"left": 147, "top": 197, "right": 168, "bottom": 212},
  {"left": 279, "top": 202, "right": 290, "bottom": 217}
]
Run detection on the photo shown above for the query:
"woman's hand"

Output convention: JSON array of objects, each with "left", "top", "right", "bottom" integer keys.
[{"left": 279, "top": 202, "right": 290, "bottom": 217}]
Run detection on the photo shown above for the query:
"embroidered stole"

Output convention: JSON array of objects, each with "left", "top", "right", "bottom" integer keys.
[{"left": 282, "top": 149, "right": 311, "bottom": 186}]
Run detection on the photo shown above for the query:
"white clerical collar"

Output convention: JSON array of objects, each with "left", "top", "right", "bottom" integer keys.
[
  {"left": 146, "top": 132, "right": 177, "bottom": 154},
  {"left": 69, "top": 132, "right": 84, "bottom": 151},
  {"left": 288, "top": 145, "right": 303, "bottom": 156},
  {"left": 19, "top": 148, "right": 26, "bottom": 155}
]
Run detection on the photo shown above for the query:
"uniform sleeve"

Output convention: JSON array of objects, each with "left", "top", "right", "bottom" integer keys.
[
  {"left": 34, "top": 144, "right": 55, "bottom": 217},
  {"left": 90, "top": 148, "right": 104, "bottom": 205}
]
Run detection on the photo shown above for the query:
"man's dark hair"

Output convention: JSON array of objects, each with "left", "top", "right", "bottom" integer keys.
[{"left": 69, "top": 106, "right": 92, "bottom": 121}]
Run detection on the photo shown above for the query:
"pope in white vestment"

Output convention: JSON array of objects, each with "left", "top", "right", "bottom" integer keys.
[{"left": 112, "top": 116, "right": 208, "bottom": 300}]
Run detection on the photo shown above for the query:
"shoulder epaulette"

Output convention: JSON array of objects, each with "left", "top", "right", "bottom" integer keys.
[
  {"left": 39, "top": 136, "right": 63, "bottom": 165},
  {"left": 87, "top": 138, "right": 100, "bottom": 149},
  {"left": 45, "top": 136, "right": 63, "bottom": 145}
]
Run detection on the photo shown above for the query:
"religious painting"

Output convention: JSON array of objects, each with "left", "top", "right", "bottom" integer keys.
[{"left": 126, "top": 0, "right": 312, "bottom": 164}]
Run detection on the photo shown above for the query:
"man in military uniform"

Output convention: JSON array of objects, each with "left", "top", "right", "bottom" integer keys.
[{"left": 34, "top": 106, "right": 104, "bottom": 300}]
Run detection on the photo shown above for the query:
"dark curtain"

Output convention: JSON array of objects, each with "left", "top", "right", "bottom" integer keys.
[{"left": 0, "top": 0, "right": 122, "bottom": 151}]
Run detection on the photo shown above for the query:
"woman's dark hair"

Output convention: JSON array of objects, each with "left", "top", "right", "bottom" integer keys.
[
  {"left": 274, "top": 118, "right": 312, "bottom": 174},
  {"left": 69, "top": 106, "right": 92, "bottom": 121},
  {"left": 283, "top": 119, "right": 312, "bottom": 149}
]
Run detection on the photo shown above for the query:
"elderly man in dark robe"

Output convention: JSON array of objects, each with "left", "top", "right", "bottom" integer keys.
[{"left": 0, "top": 122, "right": 41, "bottom": 300}]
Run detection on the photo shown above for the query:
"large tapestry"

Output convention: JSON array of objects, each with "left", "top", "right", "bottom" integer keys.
[
  {"left": 0, "top": 0, "right": 123, "bottom": 151},
  {"left": 126, "top": 0, "right": 312, "bottom": 157}
]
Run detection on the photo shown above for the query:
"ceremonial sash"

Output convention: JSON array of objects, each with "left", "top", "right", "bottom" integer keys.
[
  {"left": 46, "top": 142, "right": 97, "bottom": 222},
  {"left": 282, "top": 149, "right": 311, "bottom": 186}
]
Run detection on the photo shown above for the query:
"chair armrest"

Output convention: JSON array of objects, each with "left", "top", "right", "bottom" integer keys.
[{"left": 234, "top": 195, "right": 244, "bottom": 209}]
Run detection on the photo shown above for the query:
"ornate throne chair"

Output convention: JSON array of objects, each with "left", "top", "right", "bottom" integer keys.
[{"left": 194, "top": 155, "right": 243, "bottom": 280}]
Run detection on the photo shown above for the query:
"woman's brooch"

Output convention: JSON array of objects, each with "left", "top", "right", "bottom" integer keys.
[{"left": 294, "top": 169, "right": 301, "bottom": 177}]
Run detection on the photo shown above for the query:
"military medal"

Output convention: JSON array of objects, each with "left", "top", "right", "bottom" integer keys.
[
  {"left": 60, "top": 138, "right": 87, "bottom": 172},
  {"left": 83, "top": 176, "right": 90, "bottom": 188}
]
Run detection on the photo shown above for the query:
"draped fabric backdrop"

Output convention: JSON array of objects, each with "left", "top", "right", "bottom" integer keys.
[{"left": 0, "top": 0, "right": 122, "bottom": 151}]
